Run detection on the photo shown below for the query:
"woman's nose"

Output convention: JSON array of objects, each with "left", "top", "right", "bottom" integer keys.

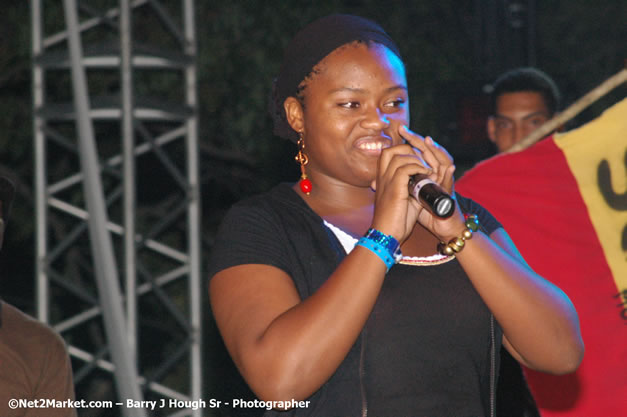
[{"left": 361, "top": 107, "right": 391, "bottom": 130}]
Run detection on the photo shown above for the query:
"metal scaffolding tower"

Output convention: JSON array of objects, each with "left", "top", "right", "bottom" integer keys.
[{"left": 31, "top": 1, "right": 201, "bottom": 416}]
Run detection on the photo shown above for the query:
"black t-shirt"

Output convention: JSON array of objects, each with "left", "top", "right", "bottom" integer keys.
[{"left": 208, "top": 183, "right": 503, "bottom": 417}]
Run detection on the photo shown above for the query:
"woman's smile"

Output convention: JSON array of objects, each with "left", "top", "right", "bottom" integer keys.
[{"left": 354, "top": 136, "right": 393, "bottom": 155}]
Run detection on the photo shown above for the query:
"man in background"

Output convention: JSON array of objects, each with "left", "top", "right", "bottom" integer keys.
[
  {"left": 0, "top": 176, "right": 77, "bottom": 417},
  {"left": 487, "top": 67, "right": 561, "bottom": 153}
]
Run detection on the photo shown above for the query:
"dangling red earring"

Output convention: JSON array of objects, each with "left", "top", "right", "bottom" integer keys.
[{"left": 295, "top": 133, "right": 312, "bottom": 195}]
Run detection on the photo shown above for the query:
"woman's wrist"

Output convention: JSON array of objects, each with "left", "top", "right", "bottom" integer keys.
[
  {"left": 356, "top": 228, "right": 403, "bottom": 272},
  {"left": 437, "top": 214, "right": 480, "bottom": 256},
  {"left": 369, "top": 217, "right": 404, "bottom": 243}
]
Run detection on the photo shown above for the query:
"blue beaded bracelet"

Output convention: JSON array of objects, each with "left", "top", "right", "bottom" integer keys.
[{"left": 356, "top": 237, "right": 396, "bottom": 272}]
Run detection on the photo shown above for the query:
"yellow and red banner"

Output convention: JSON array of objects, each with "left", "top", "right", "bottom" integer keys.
[{"left": 456, "top": 98, "right": 626, "bottom": 416}]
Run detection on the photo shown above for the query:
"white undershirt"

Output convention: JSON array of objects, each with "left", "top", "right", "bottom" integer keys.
[{"left": 323, "top": 220, "right": 449, "bottom": 263}]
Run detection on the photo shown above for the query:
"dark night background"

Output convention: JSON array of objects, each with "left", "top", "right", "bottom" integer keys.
[{"left": 0, "top": 1, "right": 625, "bottom": 416}]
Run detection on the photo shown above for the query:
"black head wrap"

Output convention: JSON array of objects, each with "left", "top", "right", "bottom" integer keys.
[{"left": 269, "top": 14, "right": 403, "bottom": 142}]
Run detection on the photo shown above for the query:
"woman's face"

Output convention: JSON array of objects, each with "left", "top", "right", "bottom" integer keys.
[{"left": 298, "top": 42, "right": 409, "bottom": 188}]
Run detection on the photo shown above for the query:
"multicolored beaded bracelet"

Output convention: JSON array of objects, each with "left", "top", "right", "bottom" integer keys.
[{"left": 437, "top": 214, "right": 480, "bottom": 256}]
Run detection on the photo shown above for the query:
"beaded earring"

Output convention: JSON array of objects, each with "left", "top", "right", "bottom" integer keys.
[{"left": 295, "top": 132, "right": 312, "bottom": 195}]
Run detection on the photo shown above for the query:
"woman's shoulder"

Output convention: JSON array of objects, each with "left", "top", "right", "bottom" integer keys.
[
  {"left": 455, "top": 192, "right": 502, "bottom": 235},
  {"left": 207, "top": 183, "right": 326, "bottom": 283},
  {"left": 223, "top": 183, "right": 320, "bottom": 228},
  {"left": 230, "top": 183, "right": 304, "bottom": 212}
]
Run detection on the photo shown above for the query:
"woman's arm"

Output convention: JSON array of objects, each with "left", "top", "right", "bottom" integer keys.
[
  {"left": 210, "top": 244, "right": 388, "bottom": 402},
  {"left": 400, "top": 126, "right": 583, "bottom": 375},
  {"left": 457, "top": 227, "right": 584, "bottom": 374}
]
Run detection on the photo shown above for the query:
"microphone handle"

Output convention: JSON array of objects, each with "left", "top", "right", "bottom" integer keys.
[{"left": 408, "top": 174, "right": 455, "bottom": 218}]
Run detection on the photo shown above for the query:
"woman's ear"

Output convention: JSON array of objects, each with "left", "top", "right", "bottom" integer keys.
[{"left": 284, "top": 97, "right": 305, "bottom": 133}]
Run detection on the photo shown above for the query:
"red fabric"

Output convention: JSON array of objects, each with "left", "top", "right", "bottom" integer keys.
[{"left": 456, "top": 137, "right": 624, "bottom": 416}]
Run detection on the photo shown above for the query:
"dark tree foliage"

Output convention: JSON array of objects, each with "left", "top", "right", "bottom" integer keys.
[{"left": 0, "top": 1, "right": 625, "bottom": 415}]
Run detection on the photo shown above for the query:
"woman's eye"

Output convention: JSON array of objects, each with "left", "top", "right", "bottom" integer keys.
[
  {"left": 339, "top": 101, "right": 360, "bottom": 109},
  {"left": 385, "top": 98, "right": 406, "bottom": 108}
]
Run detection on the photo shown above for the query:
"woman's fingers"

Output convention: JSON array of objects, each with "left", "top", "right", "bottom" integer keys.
[
  {"left": 378, "top": 140, "right": 429, "bottom": 175},
  {"left": 400, "top": 127, "right": 439, "bottom": 174},
  {"left": 376, "top": 151, "right": 430, "bottom": 192},
  {"left": 400, "top": 126, "right": 456, "bottom": 192},
  {"left": 400, "top": 126, "right": 452, "bottom": 164},
  {"left": 444, "top": 164, "right": 456, "bottom": 192}
]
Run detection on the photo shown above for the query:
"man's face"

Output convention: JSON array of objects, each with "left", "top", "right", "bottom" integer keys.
[{"left": 487, "top": 91, "right": 552, "bottom": 153}]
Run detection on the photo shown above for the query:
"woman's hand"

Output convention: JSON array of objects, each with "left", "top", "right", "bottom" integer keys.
[
  {"left": 369, "top": 129, "right": 429, "bottom": 243},
  {"left": 399, "top": 126, "right": 467, "bottom": 240},
  {"left": 399, "top": 125, "right": 455, "bottom": 192},
  {"left": 372, "top": 125, "right": 467, "bottom": 243}
]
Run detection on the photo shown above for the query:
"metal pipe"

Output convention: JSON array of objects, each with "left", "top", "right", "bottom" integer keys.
[{"left": 62, "top": 1, "right": 146, "bottom": 414}]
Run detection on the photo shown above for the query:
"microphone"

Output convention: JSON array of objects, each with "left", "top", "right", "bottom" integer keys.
[{"left": 408, "top": 174, "right": 455, "bottom": 218}]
